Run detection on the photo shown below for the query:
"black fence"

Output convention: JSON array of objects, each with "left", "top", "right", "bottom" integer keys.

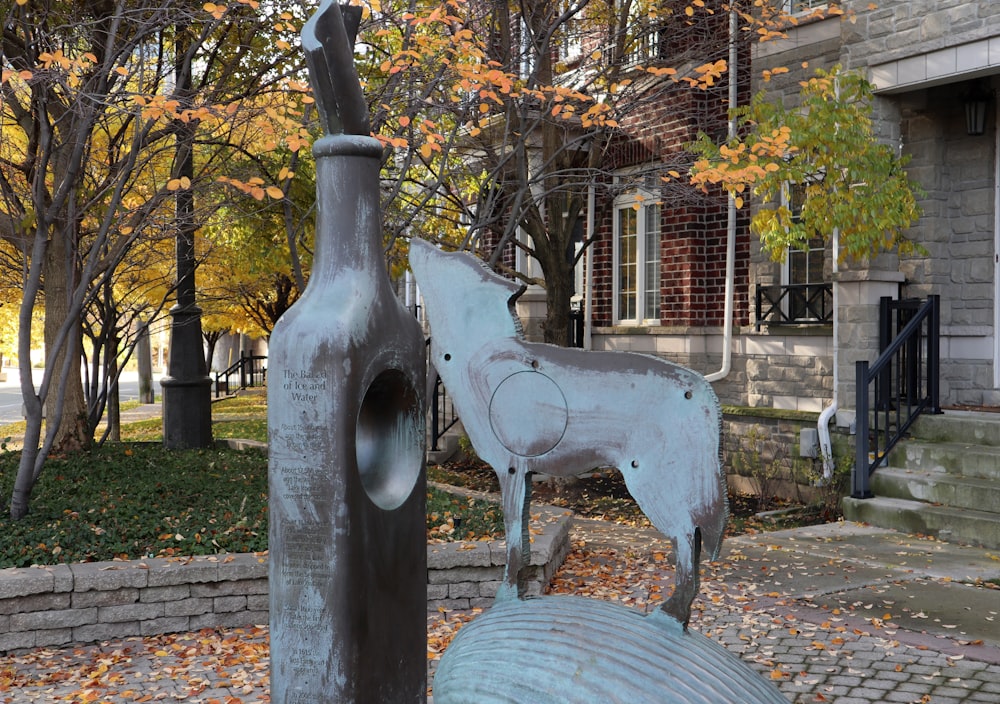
[
  {"left": 852, "top": 296, "right": 941, "bottom": 498},
  {"left": 756, "top": 283, "right": 834, "bottom": 329},
  {"left": 214, "top": 354, "right": 267, "bottom": 398}
]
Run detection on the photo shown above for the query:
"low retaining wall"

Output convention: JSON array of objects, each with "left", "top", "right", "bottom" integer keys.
[
  {"left": 0, "top": 506, "right": 572, "bottom": 653},
  {"left": 427, "top": 504, "right": 572, "bottom": 611}
]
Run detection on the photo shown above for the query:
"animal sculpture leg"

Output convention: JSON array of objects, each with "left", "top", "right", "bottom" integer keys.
[
  {"left": 661, "top": 529, "right": 702, "bottom": 628},
  {"left": 495, "top": 465, "right": 532, "bottom": 602}
]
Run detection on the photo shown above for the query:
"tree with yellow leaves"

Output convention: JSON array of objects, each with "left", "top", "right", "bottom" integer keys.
[
  {"left": 689, "top": 64, "right": 923, "bottom": 262},
  {"left": 0, "top": 0, "right": 313, "bottom": 519},
  {"left": 356, "top": 0, "right": 835, "bottom": 344}
]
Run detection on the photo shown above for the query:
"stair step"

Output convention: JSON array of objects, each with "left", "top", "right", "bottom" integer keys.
[
  {"left": 842, "top": 496, "right": 1000, "bottom": 550},
  {"left": 912, "top": 410, "right": 1000, "bottom": 447},
  {"left": 889, "top": 440, "right": 1000, "bottom": 480},
  {"left": 871, "top": 467, "right": 1000, "bottom": 514}
]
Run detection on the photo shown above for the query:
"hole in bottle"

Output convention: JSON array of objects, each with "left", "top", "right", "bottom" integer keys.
[{"left": 356, "top": 369, "right": 423, "bottom": 510}]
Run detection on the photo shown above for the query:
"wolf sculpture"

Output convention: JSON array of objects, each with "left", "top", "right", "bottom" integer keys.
[{"left": 409, "top": 239, "right": 727, "bottom": 626}]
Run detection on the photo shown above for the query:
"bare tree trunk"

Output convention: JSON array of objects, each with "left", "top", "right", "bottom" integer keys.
[
  {"left": 137, "top": 323, "right": 155, "bottom": 404},
  {"left": 44, "top": 229, "right": 90, "bottom": 454}
]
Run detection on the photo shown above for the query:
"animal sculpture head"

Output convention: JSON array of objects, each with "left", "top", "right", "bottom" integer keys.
[{"left": 409, "top": 238, "right": 526, "bottom": 343}]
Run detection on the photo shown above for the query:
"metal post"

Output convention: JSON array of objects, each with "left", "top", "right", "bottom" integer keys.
[
  {"left": 853, "top": 360, "right": 873, "bottom": 498},
  {"left": 928, "top": 294, "right": 942, "bottom": 413},
  {"left": 161, "top": 22, "right": 213, "bottom": 449}
]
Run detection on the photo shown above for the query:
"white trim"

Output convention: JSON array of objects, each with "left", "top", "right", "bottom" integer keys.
[
  {"left": 994, "top": 89, "right": 1000, "bottom": 388},
  {"left": 870, "top": 38, "right": 1000, "bottom": 94},
  {"left": 612, "top": 190, "right": 660, "bottom": 325}
]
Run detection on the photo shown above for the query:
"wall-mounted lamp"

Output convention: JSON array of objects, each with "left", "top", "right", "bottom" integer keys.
[{"left": 964, "top": 82, "right": 993, "bottom": 136}]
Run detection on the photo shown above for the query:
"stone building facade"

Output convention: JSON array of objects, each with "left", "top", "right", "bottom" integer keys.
[{"left": 751, "top": 1, "right": 1000, "bottom": 424}]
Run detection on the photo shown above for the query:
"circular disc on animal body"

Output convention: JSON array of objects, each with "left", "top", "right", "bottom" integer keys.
[{"left": 488, "top": 371, "right": 568, "bottom": 457}]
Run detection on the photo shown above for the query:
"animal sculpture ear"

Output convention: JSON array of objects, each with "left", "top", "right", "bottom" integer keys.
[{"left": 508, "top": 283, "right": 528, "bottom": 305}]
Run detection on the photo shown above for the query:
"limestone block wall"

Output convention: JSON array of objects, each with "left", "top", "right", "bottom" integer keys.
[
  {"left": 427, "top": 505, "right": 572, "bottom": 612},
  {"left": 0, "top": 510, "right": 572, "bottom": 653},
  {"left": 0, "top": 554, "right": 269, "bottom": 653},
  {"left": 722, "top": 410, "right": 847, "bottom": 504},
  {"left": 841, "top": 0, "right": 1000, "bottom": 70},
  {"left": 591, "top": 329, "right": 833, "bottom": 411}
]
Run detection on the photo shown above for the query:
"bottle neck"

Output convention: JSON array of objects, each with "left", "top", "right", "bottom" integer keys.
[{"left": 311, "top": 135, "right": 386, "bottom": 280}]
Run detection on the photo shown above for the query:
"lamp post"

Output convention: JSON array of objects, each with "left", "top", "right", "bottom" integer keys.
[{"left": 161, "top": 25, "right": 213, "bottom": 449}]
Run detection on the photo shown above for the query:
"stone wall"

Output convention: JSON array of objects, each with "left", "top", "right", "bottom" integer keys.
[
  {"left": 0, "top": 554, "right": 269, "bottom": 653},
  {"left": 427, "top": 504, "right": 572, "bottom": 612},
  {"left": 841, "top": 0, "right": 1000, "bottom": 71},
  {"left": 722, "top": 409, "right": 849, "bottom": 505},
  {"left": 0, "top": 509, "right": 572, "bottom": 653},
  {"left": 591, "top": 329, "right": 833, "bottom": 411}
]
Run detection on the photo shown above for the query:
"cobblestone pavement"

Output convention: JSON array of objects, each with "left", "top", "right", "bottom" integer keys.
[{"left": 4, "top": 519, "right": 1000, "bottom": 702}]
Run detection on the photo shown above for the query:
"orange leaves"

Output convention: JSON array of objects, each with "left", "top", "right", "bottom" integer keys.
[
  {"left": 203, "top": 2, "right": 227, "bottom": 20},
  {"left": 2, "top": 626, "right": 271, "bottom": 701},
  {"left": 217, "top": 176, "right": 285, "bottom": 201},
  {"left": 683, "top": 59, "right": 727, "bottom": 89},
  {"left": 37, "top": 50, "right": 76, "bottom": 70},
  {"left": 1, "top": 68, "right": 33, "bottom": 84},
  {"left": 761, "top": 66, "right": 789, "bottom": 82}
]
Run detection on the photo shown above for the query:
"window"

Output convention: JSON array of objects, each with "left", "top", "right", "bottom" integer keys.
[
  {"left": 556, "top": 1, "right": 583, "bottom": 64},
  {"left": 782, "top": 0, "right": 829, "bottom": 14},
  {"left": 614, "top": 190, "right": 661, "bottom": 324},
  {"left": 782, "top": 183, "right": 828, "bottom": 321}
]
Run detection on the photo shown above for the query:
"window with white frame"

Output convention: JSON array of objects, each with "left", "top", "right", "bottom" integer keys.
[
  {"left": 614, "top": 190, "right": 661, "bottom": 324},
  {"left": 782, "top": 182, "right": 827, "bottom": 321},
  {"left": 782, "top": 0, "right": 829, "bottom": 14},
  {"left": 556, "top": 0, "right": 583, "bottom": 64}
]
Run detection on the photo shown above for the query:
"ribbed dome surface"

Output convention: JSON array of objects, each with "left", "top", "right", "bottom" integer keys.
[{"left": 433, "top": 596, "right": 787, "bottom": 704}]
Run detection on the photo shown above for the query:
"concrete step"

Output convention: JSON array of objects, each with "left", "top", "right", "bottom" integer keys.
[
  {"left": 911, "top": 410, "right": 1000, "bottom": 446},
  {"left": 870, "top": 466, "right": 1000, "bottom": 514},
  {"left": 842, "top": 495, "right": 1000, "bottom": 550},
  {"left": 888, "top": 439, "right": 1000, "bottom": 480}
]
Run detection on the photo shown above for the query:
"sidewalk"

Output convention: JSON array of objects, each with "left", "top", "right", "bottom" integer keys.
[
  {"left": 4, "top": 517, "right": 999, "bottom": 702},
  {"left": 563, "top": 518, "right": 1000, "bottom": 703}
]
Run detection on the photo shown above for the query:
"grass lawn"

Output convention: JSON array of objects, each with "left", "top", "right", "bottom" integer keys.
[{"left": 0, "top": 391, "right": 503, "bottom": 569}]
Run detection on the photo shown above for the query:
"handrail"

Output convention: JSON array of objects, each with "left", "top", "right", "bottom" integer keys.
[
  {"left": 430, "top": 374, "right": 459, "bottom": 451},
  {"left": 852, "top": 295, "right": 941, "bottom": 498},
  {"left": 214, "top": 354, "right": 267, "bottom": 398},
  {"left": 756, "top": 283, "right": 833, "bottom": 329},
  {"left": 426, "top": 337, "right": 459, "bottom": 452}
]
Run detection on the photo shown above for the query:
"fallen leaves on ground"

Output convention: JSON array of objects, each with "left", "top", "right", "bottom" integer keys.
[
  {"left": 4, "top": 524, "right": 998, "bottom": 702},
  {"left": 0, "top": 627, "right": 269, "bottom": 703}
]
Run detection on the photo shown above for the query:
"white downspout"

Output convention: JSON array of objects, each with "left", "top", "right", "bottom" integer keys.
[
  {"left": 584, "top": 183, "right": 595, "bottom": 350},
  {"left": 705, "top": 7, "right": 738, "bottom": 383},
  {"left": 818, "top": 74, "right": 846, "bottom": 481},
  {"left": 817, "top": 228, "right": 839, "bottom": 481}
]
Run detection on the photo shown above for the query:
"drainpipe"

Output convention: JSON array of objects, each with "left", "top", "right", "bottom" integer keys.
[
  {"left": 705, "top": 7, "right": 738, "bottom": 383},
  {"left": 817, "top": 227, "right": 839, "bottom": 481}
]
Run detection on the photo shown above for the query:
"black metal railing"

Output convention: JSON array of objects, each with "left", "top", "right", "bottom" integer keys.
[
  {"left": 430, "top": 373, "right": 459, "bottom": 452},
  {"left": 426, "top": 337, "right": 459, "bottom": 452},
  {"left": 621, "top": 22, "right": 667, "bottom": 69},
  {"left": 852, "top": 295, "right": 941, "bottom": 498},
  {"left": 756, "top": 283, "right": 834, "bottom": 329},
  {"left": 214, "top": 354, "right": 267, "bottom": 398}
]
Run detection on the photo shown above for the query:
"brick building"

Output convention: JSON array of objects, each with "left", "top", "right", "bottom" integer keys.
[{"left": 455, "top": 1, "right": 1000, "bottom": 507}]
